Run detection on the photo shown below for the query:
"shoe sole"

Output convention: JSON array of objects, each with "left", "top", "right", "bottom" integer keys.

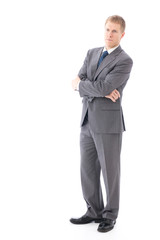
[
  {"left": 97, "top": 226, "right": 114, "bottom": 233},
  {"left": 70, "top": 219, "right": 103, "bottom": 224}
]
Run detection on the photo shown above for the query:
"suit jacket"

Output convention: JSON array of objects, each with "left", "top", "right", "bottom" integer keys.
[{"left": 78, "top": 46, "right": 133, "bottom": 133}]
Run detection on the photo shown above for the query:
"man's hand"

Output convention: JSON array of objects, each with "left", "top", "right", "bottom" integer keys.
[
  {"left": 72, "top": 76, "right": 81, "bottom": 90},
  {"left": 105, "top": 89, "right": 120, "bottom": 102}
]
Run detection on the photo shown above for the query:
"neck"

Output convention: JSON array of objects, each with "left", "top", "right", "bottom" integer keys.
[{"left": 105, "top": 45, "right": 119, "bottom": 53}]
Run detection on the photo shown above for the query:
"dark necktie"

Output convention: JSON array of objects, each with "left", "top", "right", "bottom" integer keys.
[{"left": 97, "top": 50, "right": 108, "bottom": 68}]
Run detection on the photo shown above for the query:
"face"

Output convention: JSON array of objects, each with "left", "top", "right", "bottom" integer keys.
[{"left": 104, "top": 21, "right": 125, "bottom": 50}]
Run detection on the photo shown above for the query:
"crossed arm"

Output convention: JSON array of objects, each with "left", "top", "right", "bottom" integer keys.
[
  {"left": 72, "top": 76, "right": 120, "bottom": 102},
  {"left": 72, "top": 55, "right": 133, "bottom": 102}
]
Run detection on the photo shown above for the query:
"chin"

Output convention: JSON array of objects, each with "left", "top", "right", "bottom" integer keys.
[{"left": 106, "top": 44, "right": 113, "bottom": 50}]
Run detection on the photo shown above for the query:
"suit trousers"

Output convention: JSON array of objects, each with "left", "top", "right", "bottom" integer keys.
[{"left": 80, "top": 120, "right": 122, "bottom": 220}]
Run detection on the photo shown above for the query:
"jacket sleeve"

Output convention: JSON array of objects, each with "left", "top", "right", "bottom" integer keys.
[
  {"left": 78, "top": 50, "right": 89, "bottom": 81},
  {"left": 79, "top": 57, "right": 133, "bottom": 98}
]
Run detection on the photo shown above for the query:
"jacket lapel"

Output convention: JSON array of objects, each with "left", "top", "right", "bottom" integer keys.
[
  {"left": 94, "top": 45, "right": 123, "bottom": 81},
  {"left": 90, "top": 47, "right": 103, "bottom": 80}
]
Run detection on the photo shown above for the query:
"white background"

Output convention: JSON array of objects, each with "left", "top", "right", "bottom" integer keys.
[{"left": 0, "top": 0, "right": 160, "bottom": 239}]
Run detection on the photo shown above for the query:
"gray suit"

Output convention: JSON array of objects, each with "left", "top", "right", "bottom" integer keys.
[{"left": 77, "top": 46, "right": 133, "bottom": 220}]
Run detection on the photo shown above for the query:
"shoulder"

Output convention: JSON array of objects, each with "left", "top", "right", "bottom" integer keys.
[
  {"left": 87, "top": 47, "right": 103, "bottom": 54},
  {"left": 119, "top": 48, "right": 133, "bottom": 65},
  {"left": 89, "top": 47, "right": 103, "bottom": 51},
  {"left": 84, "top": 47, "right": 103, "bottom": 60}
]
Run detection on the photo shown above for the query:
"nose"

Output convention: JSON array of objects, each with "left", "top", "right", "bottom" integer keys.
[
  {"left": 108, "top": 31, "right": 112, "bottom": 38},
  {"left": 105, "top": 30, "right": 112, "bottom": 38}
]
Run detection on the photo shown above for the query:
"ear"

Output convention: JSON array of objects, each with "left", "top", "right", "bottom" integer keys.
[{"left": 121, "top": 32, "right": 125, "bottom": 39}]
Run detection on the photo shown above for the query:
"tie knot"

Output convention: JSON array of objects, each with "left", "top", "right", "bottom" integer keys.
[{"left": 102, "top": 51, "right": 108, "bottom": 58}]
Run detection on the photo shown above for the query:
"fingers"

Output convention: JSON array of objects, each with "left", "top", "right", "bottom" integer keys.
[
  {"left": 110, "top": 96, "right": 116, "bottom": 102},
  {"left": 72, "top": 77, "right": 81, "bottom": 90},
  {"left": 105, "top": 89, "right": 120, "bottom": 102},
  {"left": 112, "top": 90, "right": 120, "bottom": 100},
  {"left": 105, "top": 95, "right": 116, "bottom": 102},
  {"left": 114, "top": 89, "right": 120, "bottom": 98}
]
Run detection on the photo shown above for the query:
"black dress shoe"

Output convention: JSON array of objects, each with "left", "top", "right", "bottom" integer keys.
[
  {"left": 70, "top": 215, "right": 104, "bottom": 224},
  {"left": 97, "top": 219, "right": 116, "bottom": 232}
]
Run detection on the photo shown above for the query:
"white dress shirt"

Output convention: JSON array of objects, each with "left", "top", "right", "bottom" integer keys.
[{"left": 103, "top": 45, "right": 119, "bottom": 54}]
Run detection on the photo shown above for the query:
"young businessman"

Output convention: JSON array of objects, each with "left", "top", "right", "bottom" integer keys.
[{"left": 71, "top": 15, "right": 133, "bottom": 233}]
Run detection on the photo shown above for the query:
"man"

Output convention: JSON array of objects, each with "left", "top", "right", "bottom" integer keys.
[{"left": 70, "top": 15, "right": 133, "bottom": 233}]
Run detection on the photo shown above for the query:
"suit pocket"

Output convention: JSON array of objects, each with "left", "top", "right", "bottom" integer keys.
[
  {"left": 90, "top": 110, "right": 124, "bottom": 133},
  {"left": 101, "top": 109, "right": 120, "bottom": 111},
  {"left": 94, "top": 98, "right": 121, "bottom": 111}
]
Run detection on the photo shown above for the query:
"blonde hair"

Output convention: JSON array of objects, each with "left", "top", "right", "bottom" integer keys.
[{"left": 105, "top": 15, "right": 126, "bottom": 33}]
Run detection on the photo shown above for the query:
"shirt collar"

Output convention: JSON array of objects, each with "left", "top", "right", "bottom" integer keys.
[{"left": 103, "top": 45, "right": 119, "bottom": 54}]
